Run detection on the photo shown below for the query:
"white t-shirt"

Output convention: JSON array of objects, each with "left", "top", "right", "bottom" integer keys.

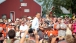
[
  {"left": 20, "top": 24, "right": 28, "bottom": 37},
  {"left": 16, "top": 31, "right": 20, "bottom": 37}
]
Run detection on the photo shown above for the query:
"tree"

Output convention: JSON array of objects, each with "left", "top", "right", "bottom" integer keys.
[
  {"left": 72, "top": 0, "right": 76, "bottom": 14},
  {"left": 36, "top": 0, "right": 53, "bottom": 16},
  {"left": 53, "top": 0, "right": 72, "bottom": 17},
  {"left": 36, "top": 0, "right": 72, "bottom": 17}
]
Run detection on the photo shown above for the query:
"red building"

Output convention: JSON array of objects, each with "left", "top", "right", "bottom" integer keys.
[{"left": 0, "top": 0, "right": 41, "bottom": 21}]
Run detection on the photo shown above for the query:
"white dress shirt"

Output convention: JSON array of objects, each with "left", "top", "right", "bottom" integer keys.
[{"left": 31, "top": 17, "right": 39, "bottom": 30}]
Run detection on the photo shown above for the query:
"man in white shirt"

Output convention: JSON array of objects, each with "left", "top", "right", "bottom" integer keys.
[
  {"left": 20, "top": 21, "right": 28, "bottom": 37},
  {"left": 31, "top": 13, "right": 41, "bottom": 30}
]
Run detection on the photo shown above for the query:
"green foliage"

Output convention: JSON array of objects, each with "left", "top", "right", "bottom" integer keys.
[
  {"left": 53, "top": 0, "right": 72, "bottom": 17},
  {"left": 72, "top": 0, "right": 76, "bottom": 13},
  {"left": 36, "top": 0, "right": 53, "bottom": 15},
  {"left": 53, "top": 0, "right": 72, "bottom": 9},
  {"left": 36, "top": 0, "right": 72, "bottom": 17}
]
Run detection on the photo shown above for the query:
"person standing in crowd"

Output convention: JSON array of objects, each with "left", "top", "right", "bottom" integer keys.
[
  {"left": 66, "top": 19, "right": 72, "bottom": 35},
  {"left": 45, "top": 14, "right": 50, "bottom": 22},
  {"left": 38, "top": 26, "right": 45, "bottom": 40},
  {"left": 14, "top": 18, "right": 20, "bottom": 26},
  {"left": 20, "top": 21, "right": 28, "bottom": 37},
  {"left": 31, "top": 13, "right": 41, "bottom": 30},
  {"left": 72, "top": 19, "right": 76, "bottom": 38},
  {"left": 64, "top": 16, "right": 70, "bottom": 24},
  {"left": 27, "top": 16, "right": 32, "bottom": 22},
  {"left": 7, "top": 23, "right": 15, "bottom": 32},
  {"left": 56, "top": 18, "right": 67, "bottom": 38}
]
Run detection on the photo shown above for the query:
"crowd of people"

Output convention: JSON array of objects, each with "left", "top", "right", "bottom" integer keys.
[{"left": 0, "top": 13, "right": 76, "bottom": 43}]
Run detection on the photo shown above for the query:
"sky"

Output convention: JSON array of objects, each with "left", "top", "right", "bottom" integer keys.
[
  {"left": 34, "top": 0, "right": 42, "bottom": 6},
  {"left": 0, "top": 0, "right": 3, "bottom": 2},
  {"left": 0, "top": 0, "right": 5, "bottom": 4}
]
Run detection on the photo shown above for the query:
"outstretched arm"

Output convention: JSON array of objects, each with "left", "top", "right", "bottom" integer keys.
[{"left": 20, "top": 26, "right": 30, "bottom": 43}]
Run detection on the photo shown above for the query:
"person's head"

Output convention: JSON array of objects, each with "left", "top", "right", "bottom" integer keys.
[
  {"left": 3, "top": 19, "right": 7, "bottom": 23},
  {"left": 73, "top": 13, "right": 75, "bottom": 16},
  {"left": 27, "top": 16, "right": 32, "bottom": 20},
  {"left": 21, "top": 21, "right": 25, "bottom": 26},
  {"left": 8, "top": 19, "right": 12, "bottom": 23},
  {"left": 65, "top": 35, "right": 74, "bottom": 43},
  {"left": 65, "top": 16, "right": 69, "bottom": 19},
  {"left": 9, "top": 23, "right": 15, "bottom": 28},
  {"left": 54, "top": 17, "right": 57, "bottom": 21},
  {"left": 36, "top": 13, "right": 41, "bottom": 19},
  {"left": 19, "top": 18, "right": 22, "bottom": 22},
  {"left": 69, "top": 19, "right": 73, "bottom": 24},
  {"left": 8, "top": 30, "right": 16, "bottom": 39},
  {"left": 58, "top": 17, "right": 62, "bottom": 23},
  {"left": 16, "top": 18, "right": 19, "bottom": 21},
  {"left": 46, "top": 15, "right": 49, "bottom": 18}
]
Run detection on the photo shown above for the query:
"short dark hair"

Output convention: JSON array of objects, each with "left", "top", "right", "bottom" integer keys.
[{"left": 8, "top": 30, "right": 16, "bottom": 39}]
